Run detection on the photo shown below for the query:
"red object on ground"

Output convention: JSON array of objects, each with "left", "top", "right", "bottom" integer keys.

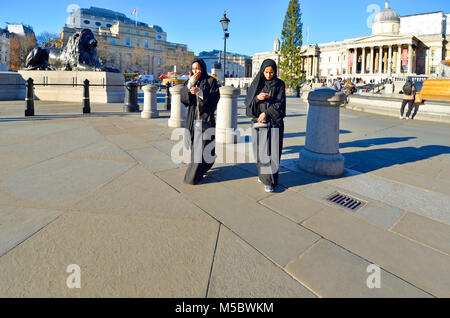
[
  {"left": 366, "top": 88, "right": 369, "bottom": 92},
  {"left": 159, "top": 74, "right": 168, "bottom": 79}
]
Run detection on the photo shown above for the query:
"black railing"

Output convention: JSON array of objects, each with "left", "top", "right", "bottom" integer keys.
[{"left": 0, "top": 78, "right": 172, "bottom": 117}]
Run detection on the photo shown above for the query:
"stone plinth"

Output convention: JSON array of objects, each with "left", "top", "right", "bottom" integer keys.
[
  {"left": 17, "top": 70, "right": 125, "bottom": 103},
  {"left": 299, "top": 88, "right": 345, "bottom": 177},
  {"left": 168, "top": 85, "right": 186, "bottom": 128},
  {"left": 141, "top": 85, "right": 159, "bottom": 119},
  {"left": 0, "top": 72, "right": 26, "bottom": 101},
  {"left": 216, "top": 86, "right": 240, "bottom": 144}
]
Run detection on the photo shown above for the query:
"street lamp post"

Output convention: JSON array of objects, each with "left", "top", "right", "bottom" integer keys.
[{"left": 220, "top": 11, "right": 230, "bottom": 86}]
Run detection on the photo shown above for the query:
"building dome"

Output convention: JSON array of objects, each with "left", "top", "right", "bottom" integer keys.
[
  {"left": 372, "top": 1, "right": 400, "bottom": 35},
  {"left": 374, "top": 2, "right": 400, "bottom": 23}
]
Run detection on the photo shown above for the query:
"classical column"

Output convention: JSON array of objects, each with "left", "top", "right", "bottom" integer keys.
[
  {"left": 312, "top": 56, "right": 316, "bottom": 78},
  {"left": 353, "top": 49, "right": 358, "bottom": 74},
  {"left": 216, "top": 86, "right": 240, "bottom": 144},
  {"left": 388, "top": 45, "right": 392, "bottom": 75},
  {"left": 361, "top": 48, "right": 366, "bottom": 74},
  {"left": 346, "top": 49, "right": 352, "bottom": 75},
  {"left": 397, "top": 45, "right": 402, "bottom": 74},
  {"left": 370, "top": 47, "right": 374, "bottom": 74},
  {"left": 425, "top": 48, "right": 430, "bottom": 75},
  {"left": 378, "top": 46, "right": 383, "bottom": 74},
  {"left": 408, "top": 44, "right": 413, "bottom": 74}
]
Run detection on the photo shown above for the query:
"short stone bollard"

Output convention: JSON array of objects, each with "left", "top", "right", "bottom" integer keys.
[
  {"left": 124, "top": 81, "right": 139, "bottom": 112},
  {"left": 299, "top": 88, "right": 345, "bottom": 177},
  {"left": 216, "top": 86, "right": 240, "bottom": 144},
  {"left": 24, "top": 77, "right": 34, "bottom": 117},
  {"left": 141, "top": 84, "right": 159, "bottom": 119},
  {"left": 168, "top": 85, "right": 186, "bottom": 128}
]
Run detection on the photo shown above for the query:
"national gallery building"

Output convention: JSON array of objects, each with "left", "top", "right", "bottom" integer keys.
[{"left": 253, "top": 1, "right": 449, "bottom": 81}]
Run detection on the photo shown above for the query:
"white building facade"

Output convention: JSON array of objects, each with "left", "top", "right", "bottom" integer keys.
[
  {"left": 198, "top": 50, "right": 252, "bottom": 78},
  {"left": 253, "top": 2, "right": 450, "bottom": 82}
]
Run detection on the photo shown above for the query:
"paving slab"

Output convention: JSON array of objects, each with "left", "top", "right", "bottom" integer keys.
[
  {"left": 302, "top": 208, "right": 450, "bottom": 297},
  {"left": 285, "top": 239, "right": 433, "bottom": 298},
  {"left": 1, "top": 157, "right": 134, "bottom": 205},
  {"left": 0, "top": 211, "right": 219, "bottom": 297},
  {"left": 71, "top": 164, "right": 213, "bottom": 222},
  {"left": 105, "top": 134, "right": 150, "bottom": 150},
  {"left": 183, "top": 183, "right": 320, "bottom": 267},
  {"left": 127, "top": 146, "right": 184, "bottom": 173},
  {"left": 391, "top": 212, "right": 450, "bottom": 255},
  {"left": 208, "top": 226, "right": 316, "bottom": 298},
  {"left": 59, "top": 140, "right": 136, "bottom": 163},
  {"left": 0, "top": 205, "right": 63, "bottom": 257},
  {"left": 259, "top": 190, "right": 328, "bottom": 224}
]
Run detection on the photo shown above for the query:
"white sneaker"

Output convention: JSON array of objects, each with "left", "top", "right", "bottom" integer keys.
[
  {"left": 400, "top": 116, "right": 404, "bottom": 119},
  {"left": 405, "top": 117, "right": 409, "bottom": 120},
  {"left": 265, "top": 185, "right": 274, "bottom": 193}
]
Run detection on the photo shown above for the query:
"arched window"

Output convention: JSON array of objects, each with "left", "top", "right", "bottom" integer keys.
[
  {"left": 95, "top": 22, "right": 101, "bottom": 27},
  {"left": 84, "top": 20, "right": 90, "bottom": 25}
]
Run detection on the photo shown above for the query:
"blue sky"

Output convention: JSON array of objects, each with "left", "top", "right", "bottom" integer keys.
[{"left": 1, "top": 0, "right": 449, "bottom": 56}]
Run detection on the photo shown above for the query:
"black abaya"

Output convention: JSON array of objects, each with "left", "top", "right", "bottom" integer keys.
[
  {"left": 180, "top": 58, "right": 220, "bottom": 185},
  {"left": 245, "top": 59, "right": 286, "bottom": 187}
]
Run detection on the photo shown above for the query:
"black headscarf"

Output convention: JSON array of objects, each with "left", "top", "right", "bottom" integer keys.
[
  {"left": 191, "top": 58, "right": 208, "bottom": 83},
  {"left": 245, "top": 59, "right": 278, "bottom": 107}
]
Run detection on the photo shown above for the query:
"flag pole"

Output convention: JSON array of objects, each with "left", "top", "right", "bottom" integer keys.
[{"left": 136, "top": 8, "right": 138, "bottom": 27}]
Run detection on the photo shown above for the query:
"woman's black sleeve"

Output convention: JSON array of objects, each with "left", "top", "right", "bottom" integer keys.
[
  {"left": 180, "top": 84, "right": 196, "bottom": 107},
  {"left": 265, "top": 83, "right": 286, "bottom": 121},
  {"left": 200, "top": 78, "right": 220, "bottom": 121},
  {"left": 246, "top": 96, "right": 260, "bottom": 119}
]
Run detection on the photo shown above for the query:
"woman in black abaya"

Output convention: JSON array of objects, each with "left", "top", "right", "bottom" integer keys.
[
  {"left": 245, "top": 59, "right": 286, "bottom": 192},
  {"left": 180, "top": 58, "right": 220, "bottom": 185}
]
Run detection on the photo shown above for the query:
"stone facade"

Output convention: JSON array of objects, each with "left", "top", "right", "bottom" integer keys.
[
  {"left": 63, "top": 6, "right": 195, "bottom": 77},
  {"left": 254, "top": 2, "right": 450, "bottom": 82}
]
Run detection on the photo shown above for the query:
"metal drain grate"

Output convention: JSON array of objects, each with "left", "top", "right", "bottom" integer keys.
[{"left": 326, "top": 192, "right": 367, "bottom": 212}]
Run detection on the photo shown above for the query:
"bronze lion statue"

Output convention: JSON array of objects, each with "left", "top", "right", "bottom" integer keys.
[{"left": 25, "top": 29, "right": 119, "bottom": 72}]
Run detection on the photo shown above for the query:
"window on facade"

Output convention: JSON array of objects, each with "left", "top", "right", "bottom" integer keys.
[
  {"left": 136, "top": 31, "right": 139, "bottom": 35},
  {"left": 106, "top": 24, "right": 112, "bottom": 27},
  {"left": 111, "top": 40, "right": 115, "bottom": 45},
  {"left": 126, "top": 37, "right": 130, "bottom": 46},
  {"left": 145, "top": 40, "right": 149, "bottom": 48},
  {"left": 145, "top": 32, "right": 148, "bottom": 37},
  {"left": 95, "top": 22, "right": 101, "bottom": 26},
  {"left": 84, "top": 20, "right": 90, "bottom": 24},
  {"left": 127, "top": 30, "right": 130, "bottom": 34},
  {"left": 136, "top": 38, "right": 140, "bottom": 47}
]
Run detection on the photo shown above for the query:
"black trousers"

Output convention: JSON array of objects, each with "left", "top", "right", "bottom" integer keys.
[{"left": 401, "top": 99, "right": 414, "bottom": 118}]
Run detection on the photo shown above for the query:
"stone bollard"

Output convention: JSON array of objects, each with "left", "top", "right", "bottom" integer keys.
[
  {"left": 24, "top": 78, "right": 34, "bottom": 117},
  {"left": 299, "top": 88, "right": 345, "bottom": 177},
  {"left": 141, "top": 84, "right": 159, "bottom": 119},
  {"left": 385, "top": 83, "right": 394, "bottom": 94},
  {"left": 124, "top": 81, "right": 139, "bottom": 112},
  {"left": 82, "top": 79, "right": 91, "bottom": 114},
  {"left": 168, "top": 85, "right": 186, "bottom": 128},
  {"left": 216, "top": 86, "right": 240, "bottom": 144}
]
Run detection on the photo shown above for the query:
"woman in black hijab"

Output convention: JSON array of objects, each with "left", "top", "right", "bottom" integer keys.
[
  {"left": 245, "top": 59, "right": 286, "bottom": 192},
  {"left": 180, "top": 58, "right": 220, "bottom": 185}
]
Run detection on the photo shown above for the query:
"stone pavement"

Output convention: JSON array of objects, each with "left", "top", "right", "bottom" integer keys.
[{"left": 0, "top": 94, "right": 449, "bottom": 298}]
